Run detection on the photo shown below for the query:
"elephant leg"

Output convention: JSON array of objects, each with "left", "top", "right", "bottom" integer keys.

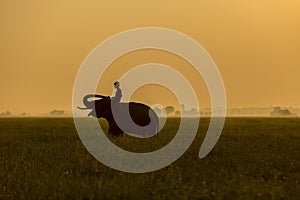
[{"left": 108, "top": 121, "right": 123, "bottom": 137}]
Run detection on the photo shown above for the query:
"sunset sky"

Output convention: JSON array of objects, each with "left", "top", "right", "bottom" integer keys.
[{"left": 0, "top": 1, "right": 299, "bottom": 114}]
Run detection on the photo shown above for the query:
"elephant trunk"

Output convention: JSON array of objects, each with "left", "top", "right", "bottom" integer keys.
[{"left": 77, "top": 94, "right": 109, "bottom": 110}]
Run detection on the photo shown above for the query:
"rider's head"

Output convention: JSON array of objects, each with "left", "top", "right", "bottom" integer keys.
[{"left": 114, "top": 81, "right": 120, "bottom": 89}]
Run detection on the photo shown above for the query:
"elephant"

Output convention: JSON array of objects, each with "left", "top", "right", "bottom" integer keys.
[{"left": 77, "top": 94, "right": 159, "bottom": 137}]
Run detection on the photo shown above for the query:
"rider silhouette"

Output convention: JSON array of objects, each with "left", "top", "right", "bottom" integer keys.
[{"left": 112, "top": 81, "right": 122, "bottom": 103}]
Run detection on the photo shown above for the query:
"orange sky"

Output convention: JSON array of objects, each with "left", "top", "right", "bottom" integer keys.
[{"left": 0, "top": 1, "right": 299, "bottom": 113}]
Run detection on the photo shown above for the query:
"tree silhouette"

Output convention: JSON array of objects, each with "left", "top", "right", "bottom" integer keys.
[{"left": 165, "top": 106, "right": 174, "bottom": 115}]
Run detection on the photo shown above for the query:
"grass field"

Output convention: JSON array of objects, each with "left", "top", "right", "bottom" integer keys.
[{"left": 0, "top": 117, "right": 299, "bottom": 199}]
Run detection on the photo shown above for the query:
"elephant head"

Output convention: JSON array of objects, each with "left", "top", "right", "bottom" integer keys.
[{"left": 77, "top": 94, "right": 111, "bottom": 118}]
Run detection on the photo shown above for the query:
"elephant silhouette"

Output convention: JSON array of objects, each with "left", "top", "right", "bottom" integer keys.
[{"left": 77, "top": 94, "right": 159, "bottom": 137}]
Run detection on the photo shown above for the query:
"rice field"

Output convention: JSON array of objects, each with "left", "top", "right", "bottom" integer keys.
[{"left": 0, "top": 117, "right": 299, "bottom": 199}]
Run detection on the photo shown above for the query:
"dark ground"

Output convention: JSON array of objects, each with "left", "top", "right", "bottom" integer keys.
[{"left": 0, "top": 117, "right": 299, "bottom": 199}]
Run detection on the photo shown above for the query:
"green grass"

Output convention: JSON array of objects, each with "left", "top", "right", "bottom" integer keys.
[{"left": 0, "top": 117, "right": 299, "bottom": 199}]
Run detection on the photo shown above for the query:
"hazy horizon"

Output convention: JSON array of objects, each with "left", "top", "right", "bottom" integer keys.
[
  {"left": 1, "top": 1, "right": 299, "bottom": 113},
  {"left": 1, "top": 106, "right": 300, "bottom": 118}
]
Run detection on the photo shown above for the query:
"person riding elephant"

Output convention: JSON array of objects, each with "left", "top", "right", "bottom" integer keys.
[{"left": 111, "top": 81, "right": 122, "bottom": 103}]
